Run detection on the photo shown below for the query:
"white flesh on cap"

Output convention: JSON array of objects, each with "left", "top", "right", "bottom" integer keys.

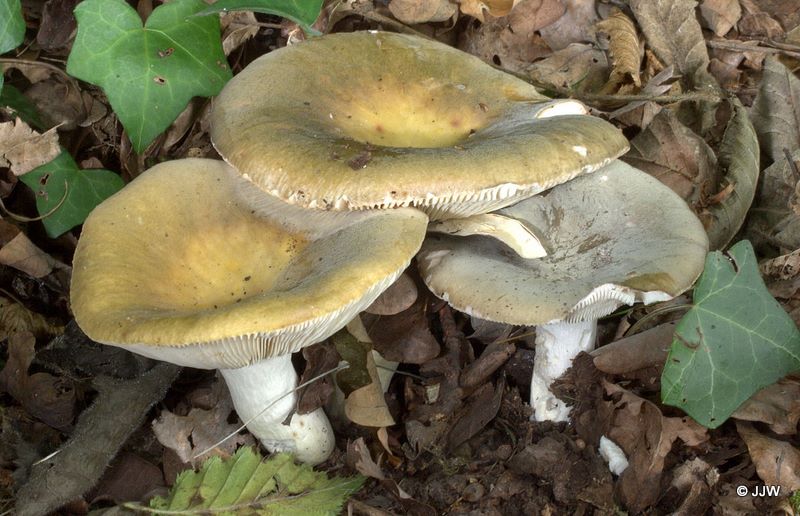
[
  {"left": 530, "top": 319, "right": 597, "bottom": 422},
  {"left": 428, "top": 213, "right": 547, "bottom": 259},
  {"left": 221, "top": 355, "right": 333, "bottom": 464}
]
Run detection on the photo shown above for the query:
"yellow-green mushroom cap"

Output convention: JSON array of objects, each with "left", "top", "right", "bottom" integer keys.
[
  {"left": 70, "top": 158, "right": 428, "bottom": 369},
  {"left": 210, "top": 31, "right": 629, "bottom": 220},
  {"left": 417, "top": 160, "right": 709, "bottom": 325}
]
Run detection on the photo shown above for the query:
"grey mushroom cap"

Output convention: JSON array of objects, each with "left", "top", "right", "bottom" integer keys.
[{"left": 417, "top": 160, "right": 709, "bottom": 324}]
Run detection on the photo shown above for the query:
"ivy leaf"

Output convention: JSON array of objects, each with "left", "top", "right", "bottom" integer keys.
[
  {"left": 0, "top": 84, "right": 46, "bottom": 130},
  {"left": 0, "top": 0, "right": 24, "bottom": 54},
  {"left": 196, "top": 0, "right": 324, "bottom": 34},
  {"left": 19, "top": 150, "right": 124, "bottom": 238},
  {"left": 661, "top": 240, "right": 800, "bottom": 428},
  {"left": 66, "top": 0, "right": 231, "bottom": 153},
  {"left": 141, "top": 448, "right": 364, "bottom": 514}
]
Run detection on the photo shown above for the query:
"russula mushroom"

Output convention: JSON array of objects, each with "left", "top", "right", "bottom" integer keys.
[
  {"left": 211, "top": 31, "right": 629, "bottom": 220},
  {"left": 71, "top": 158, "right": 427, "bottom": 464},
  {"left": 417, "top": 160, "right": 708, "bottom": 422}
]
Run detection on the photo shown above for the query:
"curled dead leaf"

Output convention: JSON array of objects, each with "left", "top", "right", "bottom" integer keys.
[
  {"left": 0, "top": 220, "right": 58, "bottom": 278},
  {"left": 595, "top": 9, "right": 642, "bottom": 90}
]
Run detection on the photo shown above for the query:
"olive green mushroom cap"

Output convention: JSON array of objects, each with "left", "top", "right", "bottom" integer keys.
[
  {"left": 211, "top": 31, "right": 629, "bottom": 220},
  {"left": 417, "top": 160, "right": 709, "bottom": 324},
  {"left": 71, "top": 159, "right": 428, "bottom": 369}
]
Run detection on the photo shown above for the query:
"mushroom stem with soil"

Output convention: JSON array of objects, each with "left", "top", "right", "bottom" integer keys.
[{"left": 220, "top": 355, "right": 333, "bottom": 464}]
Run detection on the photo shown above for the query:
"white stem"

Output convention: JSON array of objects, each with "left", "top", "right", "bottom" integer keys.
[
  {"left": 530, "top": 319, "right": 597, "bottom": 422},
  {"left": 220, "top": 354, "right": 334, "bottom": 465}
]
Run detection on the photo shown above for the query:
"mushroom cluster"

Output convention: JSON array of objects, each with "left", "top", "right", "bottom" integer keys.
[{"left": 71, "top": 31, "right": 652, "bottom": 464}]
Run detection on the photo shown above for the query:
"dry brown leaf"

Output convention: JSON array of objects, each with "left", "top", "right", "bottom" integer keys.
[
  {"left": 699, "top": 0, "right": 742, "bottom": 36},
  {"left": 346, "top": 438, "right": 436, "bottom": 514},
  {"left": 296, "top": 342, "right": 338, "bottom": 415},
  {"left": 526, "top": 43, "right": 608, "bottom": 93},
  {"left": 623, "top": 109, "right": 719, "bottom": 206},
  {"left": 739, "top": 0, "right": 785, "bottom": 39},
  {"left": 539, "top": 0, "right": 597, "bottom": 50},
  {"left": 745, "top": 149, "right": 800, "bottom": 252},
  {"left": 0, "top": 331, "right": 76, "bottom": 429},
  {"left": 446, "top": 377, "right": 504, "bottom": 451},
  {"left": 459, "top": 0, "right": 564, "bottom": 73},
  {"left": 736, "top": 421, "right": 800, "bottom": 491},
  {"left": 458, "top": 0, "right": 520, "bottom": 22},
  {"left": 751, "top": 57, "right": 800, "bottom": 165},
  {"left": 25, "top": 78, "right": 88, "bottom": 131},
  {"left": 761, "top": 249, "right": 800, "bottom": 280},
  {"left": 0, "top": 118, "right": 61, "bottom": 176},
  {"left": 36, "top": 0, "right": 79, "bottom": 52},
  {"left": 344, "top": 347, "right": 395, "bottom": 427},
  {"left": 220, "top": 11, "right": 260, "bottom": 56},
  {"left": 152, "top": 379, "right": 255, "bottom": 465},
  {"left": 668, "top": 458, "right": 718, "bottom": 515},
  {"left": 629, "top": 0, "right": 717, "bottom": 92},
  {"left": 388, "top": 0, "right": 457, "bottom": 24},
  {"left": 732, "top": 379, "right": 800, "bottom": 435},
  {"left": 0, "top": 296, "right": 59, "bottom": 340},
  {"left": 363, "top": 295, "right": 440, "bottom": 364},
  {"left": 0, "top": 230, "right": 57, "bottom": 278},
  {"left": 364, "top": 272, "right": 417, "bottom": 315},
  {"left": 748, "top": 0, "right": 800, "bottom": 31},
  {"left": 595, "top": 10, "right": 642, "bottom": 90},
  {"left": 603, "top": 381, "right": 709, "bottom": 513}
]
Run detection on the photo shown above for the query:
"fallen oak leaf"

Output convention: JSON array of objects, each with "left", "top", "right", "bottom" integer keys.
[{"left": 152, "top": 378, "right": 255, "bottom": 465}]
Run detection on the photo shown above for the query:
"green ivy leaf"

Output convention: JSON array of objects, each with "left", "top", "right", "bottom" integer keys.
[
  {"left": 66, "top": 0, "right": 231, "bottom": 153},
  {"left": 19, "top": 150, "right": 124, "bottom": 238},
  {"left": 0, "top": 84, "right": 46, "bottom": 130},
  {"left": 141, "top": 448, "right": 364, "bottom": 514},
  {"left": 661, "top": 240, "right": 800, "bottom": 428},
  {"left": 196, "top": 0, "right": 324, "bottom": 34},
  {"left": 0, "top": 0, "right": 24, "bottom": 55}
]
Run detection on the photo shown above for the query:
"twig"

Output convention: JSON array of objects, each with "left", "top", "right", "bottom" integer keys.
[
  {"left": 707, "top": 39, "right": 800, "bottom": 59},
  {"left": 0, "top": 180, "right": 69, "bottom": 222}
]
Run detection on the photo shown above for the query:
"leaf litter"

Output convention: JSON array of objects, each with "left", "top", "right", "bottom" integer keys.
[{"left": 2, "top": 0, "right": 800, "bottom": 513}]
